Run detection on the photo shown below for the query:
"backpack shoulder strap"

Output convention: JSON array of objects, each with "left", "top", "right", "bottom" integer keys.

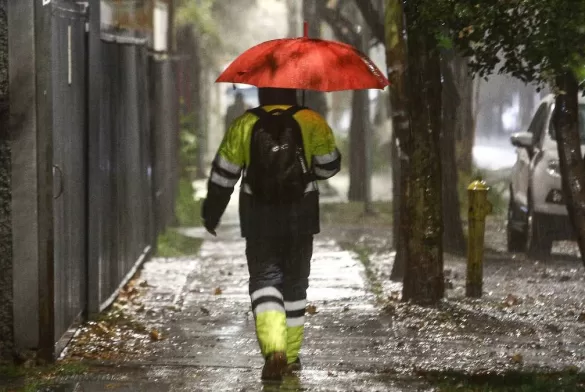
[
  {"left": 283, "top": 105, "right": 308, "bottom": 117},
  {"left": 247, "top": 107, "right": 269, "bottom": 120}
]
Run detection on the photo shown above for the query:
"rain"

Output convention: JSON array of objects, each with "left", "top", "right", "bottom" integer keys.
[{"left": 1, "top": 0, "right": 585, "bottom": 391}]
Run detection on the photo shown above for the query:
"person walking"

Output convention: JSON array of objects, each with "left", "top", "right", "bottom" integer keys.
[
  {"left": 224, "top": 91, "right": 249, "bottom": 134},
  {"left": 201, "top": 87, "right": 341, "bottom": 380}
]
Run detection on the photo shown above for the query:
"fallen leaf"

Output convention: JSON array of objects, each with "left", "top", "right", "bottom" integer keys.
[
  {"left": 149, "top": 329, "right": 162, "bottom": 341},
  {"left": 306, "top": 305, "right": 318, "bottom": 315},
  {"left": 389, "top": 291, "right": 400, "bottom": 301},
  {"left": 214, "top": 287, "right": 223, "bottom": 295},
  {"left": 511, "top": 353, "right": 523, "bottom": 364},
  {"left": 97, "top": 322, "right": 110, "bottom": 335},
  {"left": 139, "top": 280, "right": 149, "bottom": 287},
  {"left": 503, "top": 294, "right": 522, "bottom": 307},
  {"left": 200, "top": 307, "right": 210, "bottom": 315},
  {"left": 578, "top": 312, "right": 585, "bottom": 322}
]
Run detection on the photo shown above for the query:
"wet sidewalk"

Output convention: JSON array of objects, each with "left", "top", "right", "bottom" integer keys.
[
  {"left": 48, "top": 213, "right": 427, "bottom": 391},
  {"left": 34, "top": 188, "right": 585, "bottom": 391}
]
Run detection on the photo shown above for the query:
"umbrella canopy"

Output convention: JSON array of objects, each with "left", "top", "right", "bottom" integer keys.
[{"left": 216, "top": 34, "right": 389, "bottom": 92}]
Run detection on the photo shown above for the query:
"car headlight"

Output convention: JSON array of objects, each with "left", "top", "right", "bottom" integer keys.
[{"left": 547, "top": 160, "right": 561, "bottom": 177}]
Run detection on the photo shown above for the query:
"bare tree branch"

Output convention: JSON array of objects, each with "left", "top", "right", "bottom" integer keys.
[
  {"left": 317, "top": 2, "right": 359, "bottom": 46},
  {"left": 353, "top": 0, "right": 385, "bottom": 45}
]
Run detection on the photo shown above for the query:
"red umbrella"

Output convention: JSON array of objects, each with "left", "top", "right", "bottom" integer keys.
[{"left": 216, "top": 24, "right": 389, "bottom": 92}]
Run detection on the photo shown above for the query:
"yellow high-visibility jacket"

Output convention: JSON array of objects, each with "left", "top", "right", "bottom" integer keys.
[{"left": 202, "top": 105, "right": 341, "bottom": 237}]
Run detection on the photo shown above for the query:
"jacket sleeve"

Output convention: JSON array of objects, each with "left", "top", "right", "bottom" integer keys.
[
  {"left": 201, "top": 116, "right": 246, "bottom": 230},
  {"left": 309, "top": 113, "right": 342, "bottom": 180}
]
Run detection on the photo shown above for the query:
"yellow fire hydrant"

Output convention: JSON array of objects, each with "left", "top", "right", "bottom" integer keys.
[{"left": 467, "top": 179, "right": 492, "bottom": 298}]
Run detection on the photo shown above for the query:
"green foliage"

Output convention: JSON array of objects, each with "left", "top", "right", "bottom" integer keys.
[
  {"left": 0, "top": 362, "right": 88, "bottom": 392},
  {"left": 392, "top": 1, "right": 585, "bottom": 88},
  {"left": 175, "top": 178, "right": 202, "bottom": 227},
  {"left": 458, "top": 167, "right": 508, "bottom": 217},
  {"left": 175, "top": 0, "right": 258, "bottom": 67},
  {"left": 175, "top": 0, "right": 222, "bottom": 65},
  {"left": 335, "top": 133, "right": 391, "bottom": 173},
  {"left": 321, "top": 201, "right": 393, "bottom": 227},
  {"left": 156, "top": 229, "right": 203, "bottom": 258},
  {"left": 179, "top": 110, "right": 198, "bottom": 175},
  {"left": 0, "top": 364, "right": 25, "bottom": 380},
  {"left": 425, "top": 369, "right": 585, "bottom": 392},
  {"left": 447, "top": 0, "right": 585, "bottom": 88}
]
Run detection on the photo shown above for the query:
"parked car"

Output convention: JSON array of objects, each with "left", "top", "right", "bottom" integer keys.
[{"left": 507, "top": 94, "right": 585, "bottom": 256}]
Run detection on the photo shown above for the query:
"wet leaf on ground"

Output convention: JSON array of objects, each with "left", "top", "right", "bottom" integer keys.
[
  {"left": 149, "top": 329, "right": 162, "bottom": 341},
  {"left": 503, "top": 294, "right": 522, "bottom": 307},
  {"left": 214, "top": 287, "right": 223, "bottom": 295},
  {"left": 578, "top": 312, "right": 585, "bottom": 322},
  {"left": 306, "top": 305, "right": 318, "bottom": 315},
  {"left": 511, "top": 353, "right": 523, "bottom": 364},
  {"left": 389, "top": 291, "right": 401, "bottom": 302}
]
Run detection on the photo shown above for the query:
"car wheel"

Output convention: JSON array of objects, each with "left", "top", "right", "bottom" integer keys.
[
  {"left": 526, "top": 203, "right": 553, "bottom": 258},
  {"left": 507, "top": 196, "right": 527, "bottom": 252}
]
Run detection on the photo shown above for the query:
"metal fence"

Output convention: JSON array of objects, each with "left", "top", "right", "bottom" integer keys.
[
  {"left": 87, "top": 40, "right": 160, "bottom": 315},
  {"left": 48, "top": 2, "right": 178, "bottom": 354},
  {"left": 52, "top": 3, "right": 89, "bottom": 353}
]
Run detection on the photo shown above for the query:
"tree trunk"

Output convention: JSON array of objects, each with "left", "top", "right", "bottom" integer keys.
[
  {"left": 286, "top": 0, "right": 301, "bottom": 38},
  {"left": 385, "top": 0, "right": 409, "bottom": 280},
  {"left": 441, "top": 52, "right": 466, "bottom": 254},
  {"left": 347, "top": 16, "right": 371, "bottom": 202},
  {"left": 348, "top": 88, "right": 370, "bottom": 201},
  {"left": 302, "top": 0, "right": 328, "bottom": 118},
  {"left": 401, "top": 3, "right": 444, "bottom": 304},
  {"left": 192, "top": 33, "right": 205, "bottom": 179},
  {"left": 454, "top": 56, "right": 474, "bottom": 175},
  {"left": 553, "top": 71, "right": 585, "bottom": 266}
]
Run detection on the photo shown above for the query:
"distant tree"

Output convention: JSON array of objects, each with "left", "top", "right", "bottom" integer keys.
[
  {"left": 319, "top": 1, "right": 373, "bottom": 203},
  {"left": 302, "top": 0, "right": 328, "bottom": 118}
]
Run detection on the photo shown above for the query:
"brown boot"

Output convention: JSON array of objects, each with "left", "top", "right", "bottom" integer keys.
[{"left": 261, "top": 352, "right": 287, "bottom": 380}]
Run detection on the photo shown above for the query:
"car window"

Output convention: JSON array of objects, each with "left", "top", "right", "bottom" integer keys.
[
  {"left": 549, "top": 104, "right": 585, "bottom": 142},
  {"left": 527, "top": 103, "right": 548, "bottom": 145}
]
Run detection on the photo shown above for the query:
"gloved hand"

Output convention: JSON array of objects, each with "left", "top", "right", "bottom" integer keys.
[
  {"left": 203, "top": 219, "right": 217, "bottom": 236},
  {"left": 201, "top": 198, "right": 218, "bottom": 236}
]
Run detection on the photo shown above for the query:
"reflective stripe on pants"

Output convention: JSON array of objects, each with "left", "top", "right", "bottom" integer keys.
[{"left": 246, "top": 236, "right": 313, "bottom": 361}]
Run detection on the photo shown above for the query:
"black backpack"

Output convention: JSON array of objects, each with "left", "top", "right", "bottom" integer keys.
[{"left": 245, "top": 106, "right": 313, "bottom": 204}]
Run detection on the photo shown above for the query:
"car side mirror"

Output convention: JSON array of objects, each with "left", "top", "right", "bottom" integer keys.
[{"left": 510, "top": 132, "right": 534, "bottom": 149}]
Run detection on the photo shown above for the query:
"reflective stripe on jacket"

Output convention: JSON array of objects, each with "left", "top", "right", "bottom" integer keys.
[
  {"left": 203, "top": 105, "right": 341, "bottom": 238},
  {"left": 211, "top": 105, "right": 340, "bottom": 189}
]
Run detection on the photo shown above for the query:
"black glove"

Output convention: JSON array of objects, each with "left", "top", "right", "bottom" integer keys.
[{"left": 201, "top": 198, "right": 219, "bottom": 236}]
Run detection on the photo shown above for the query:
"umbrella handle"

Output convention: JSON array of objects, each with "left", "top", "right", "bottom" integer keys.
[{"left": 304, "top": 21, "right": 308, "bottom": 38}]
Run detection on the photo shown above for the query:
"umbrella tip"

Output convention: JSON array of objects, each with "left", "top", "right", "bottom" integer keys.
[{"left": 304, "top": 21, "right": 308, "bottom": 38}]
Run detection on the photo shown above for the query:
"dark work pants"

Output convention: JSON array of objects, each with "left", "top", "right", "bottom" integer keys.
[
  {"left": 245, "top": 235, "right": 313, "bottom": 360},
  {"left": 246, "top": 235, "right": 313, "bottom": 302}
]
